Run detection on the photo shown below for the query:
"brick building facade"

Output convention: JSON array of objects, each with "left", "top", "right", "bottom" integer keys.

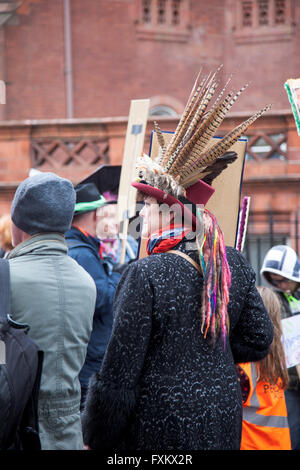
[
  {"left": 0, "top": 0, "right": 299, "bottom": 276},
  {"left": 1, "top": 0, "right": 299, "bottom": 120}
]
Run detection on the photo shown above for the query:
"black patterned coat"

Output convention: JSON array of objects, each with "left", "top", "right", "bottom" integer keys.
[{"left": 82, "top": 241, "right": 273, "bottom": 451}]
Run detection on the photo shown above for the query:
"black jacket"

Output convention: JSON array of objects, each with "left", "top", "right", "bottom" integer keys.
[
  {"left": 82, "top": 242, "right": 273, "bottom": 451},
  {"left": 65, "top": 227, "right": 121, "bottom": 391}
]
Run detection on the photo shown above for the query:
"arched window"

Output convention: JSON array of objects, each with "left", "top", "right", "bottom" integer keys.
[{"left": 149, "top": 105, "right": 178, "bottom": 116}]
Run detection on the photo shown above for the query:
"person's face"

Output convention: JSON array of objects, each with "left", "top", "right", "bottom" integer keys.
[
  {"left": 268, "top": 273, "right": 299, "bottom": 293},
  {"left": 139, "top": 197, "right": 175, "bottom": 238},
  {"left": 139, "top": 197, "right": 160, "bottom": 238},
  {"left": 97, "top": 204, "right": 118, "bottom": 239}
]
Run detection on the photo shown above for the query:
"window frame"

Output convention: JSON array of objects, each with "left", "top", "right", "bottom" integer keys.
[
  {"left": 234, "top": 0, "right": 295, "bottom": 44},
  {"left": 135, "top": 0, "right": 191, "bottom": 43}
]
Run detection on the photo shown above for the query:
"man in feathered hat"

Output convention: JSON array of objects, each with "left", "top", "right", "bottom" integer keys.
[{"left": 82, "top": 69, "right": 274, "bottom": 450}]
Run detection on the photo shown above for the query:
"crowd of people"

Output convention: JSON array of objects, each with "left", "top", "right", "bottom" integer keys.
[
  {"left": 0, "top": 69, "right": 299, "bottom": 452},
  {"left": 0, "top": 170, "right": 298, "bottom": 452}
]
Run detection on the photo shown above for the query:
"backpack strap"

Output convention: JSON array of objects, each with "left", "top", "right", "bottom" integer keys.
[
  {"left": 19, "top": 349, "right": 44, "bottom": 450},
  {"left": 166, "top": 250, "right": 202, "bottom": 275},
  {"left": 0, "top": 259, "right": 10, "bottom": 320},
  {"left": 0, "top": 259, "right": 29, "bottom": 331}
]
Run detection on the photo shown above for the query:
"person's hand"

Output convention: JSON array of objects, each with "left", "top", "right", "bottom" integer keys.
[{"left": 84, "top": 444, "right": 91, "bottom": 450}]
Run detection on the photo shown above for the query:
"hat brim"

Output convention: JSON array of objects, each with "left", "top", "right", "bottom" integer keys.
[
  {"left": 261, "top": 268, "right": 300, "bottom": 286},
  {"left": 131, "top": 180, "right": 214, "bottom": 227},
  {"left": 74, "top": 196, "right": 106, "bottom": 214}
]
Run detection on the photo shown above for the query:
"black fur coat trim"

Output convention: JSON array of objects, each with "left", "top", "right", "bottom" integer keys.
[{"left": 81, "top": 373, "right": 138, "bottom": 450}]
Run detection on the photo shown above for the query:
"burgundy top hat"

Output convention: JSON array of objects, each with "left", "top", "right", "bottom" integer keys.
[{"left": 131, "top": 178, "right": 215, "bottom": 228}]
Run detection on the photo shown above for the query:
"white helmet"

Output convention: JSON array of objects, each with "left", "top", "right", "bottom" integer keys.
[{"left": 260, "top": 245, "right": 300, "bottom": 289}]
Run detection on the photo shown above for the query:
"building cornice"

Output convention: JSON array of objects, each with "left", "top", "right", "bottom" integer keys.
[{"left": 244, "top": 174, "right": 300, "bottom": 186}]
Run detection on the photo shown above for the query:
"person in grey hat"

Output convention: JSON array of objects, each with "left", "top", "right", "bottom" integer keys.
[{"left": 7, "top": 172, "right": 97, "bottom": 450}]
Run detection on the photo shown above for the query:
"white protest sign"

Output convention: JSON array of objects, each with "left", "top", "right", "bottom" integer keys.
[
  {"left": 117, "top": 99, "right": 150, "bottom": 263},
  {"left": 0, "top": 340, "right": 5, "bottom": 364},
  {"left": 281, "top": 314, "right": 300, "bottom": 368}
]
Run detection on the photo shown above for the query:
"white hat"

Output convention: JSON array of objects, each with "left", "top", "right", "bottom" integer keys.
[{"left": 260, "top": 245, "right": 300, "bottom": 288}]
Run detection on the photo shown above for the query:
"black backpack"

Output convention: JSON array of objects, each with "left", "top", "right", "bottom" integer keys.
[{"left": 0, "top": 258, "right": 44, "bottom": 450}]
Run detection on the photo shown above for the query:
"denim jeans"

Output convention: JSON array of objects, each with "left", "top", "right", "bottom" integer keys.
[{"left": 285, "top": 389, "right": 300, "bottom": 450}]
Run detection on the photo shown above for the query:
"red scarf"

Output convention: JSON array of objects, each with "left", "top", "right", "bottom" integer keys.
[{"left": 146, "top": 224, "right": 191, "bottom": 255}]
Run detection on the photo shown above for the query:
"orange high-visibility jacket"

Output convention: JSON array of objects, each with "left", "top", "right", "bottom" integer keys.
[{"left": 239, "top": 362, "right": 291, "bottom": 450}]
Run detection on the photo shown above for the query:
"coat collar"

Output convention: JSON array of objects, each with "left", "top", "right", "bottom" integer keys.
[
  {"left": 8, "top": 233, "right": 68, "bottom": 259},
  {"left": 65, "top": 226, "right": 101, "bottom": 252}
]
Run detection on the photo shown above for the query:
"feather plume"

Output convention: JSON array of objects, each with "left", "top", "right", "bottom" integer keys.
[
  {"left": 201, "top": 104, "right": 271, "bottom": 164},
  {"left": 170, "top": 85, "right": 247, "bottom": 176},
  {"left": 159, "top": 72, "right": 207, "bottom": 165},
  {"left": 197, "top": 151, "right": 238, "bottom": 185},
  {"left": 202, "top": 73, "right": 234, "bottom": 122},
  {"left": 136, "top": 154, "right": 185, "bottom": 198},
  {"left": 165, "top": 80, "right": 219, "bottom": 171},
  {"left": 186, "top": 67, "right": 203, "bottom": 104},
  {"left": 161, "top": 65, "right": 223, "bottom": 167},
  {"left": 180, "top": 104, "right": 271, "bottom": 187},
  {"left": 170, "top": 84, "right": 249, "bottom": 177},
  {"left": 136, "top": 66, "right": 271, "bottom": 202},
  {"left": 154, "top": 121, "right": 166, "bottom": 151}
]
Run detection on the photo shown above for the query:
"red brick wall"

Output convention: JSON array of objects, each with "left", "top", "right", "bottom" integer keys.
[
  {"left": 5, "top": 0, "right": 66, "bottom": 120},
  {"left": 0, "top": 0, "right": 299, "bottom": 244},
  {"left": 3, "top": 0, "right": 299, "bottom": 120},
  {"left": 1, "top": 0, "right": 228, "bottom": 120},
  {"left": 68, "top": 0, "right": 226, "bottom": 118},
  {"left": 223, "top": 0, "right": 300, "bottom": 114}
]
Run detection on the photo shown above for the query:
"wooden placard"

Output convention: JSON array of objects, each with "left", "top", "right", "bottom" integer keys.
[
  {"left": 138, "top": 131, "right": 247, "bottom": 258},
  {"left": 117, "top": 99, "right": 150, "bottom": 263},
  {"left": 205, "top": 139, "right": 247, "bottom": 247}
]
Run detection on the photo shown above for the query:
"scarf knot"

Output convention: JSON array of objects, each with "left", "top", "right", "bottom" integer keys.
[{"left": 147, "top": 225, "right": 191, "bottom": 255}]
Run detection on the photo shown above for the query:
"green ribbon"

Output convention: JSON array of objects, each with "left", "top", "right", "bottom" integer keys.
[
  {"left": 74, "top": 195, "right": 107, "bottom": 213},
  {"left": 283, "top": 292, "right": 300, "bottom": 314},
  {"left": 284, "top": 82, "right": 300, "bottom": 136}
]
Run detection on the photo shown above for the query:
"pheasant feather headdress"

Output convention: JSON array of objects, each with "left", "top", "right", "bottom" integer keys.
[{"left": 133, "top": 66, "right": 270, "bottom": 204}]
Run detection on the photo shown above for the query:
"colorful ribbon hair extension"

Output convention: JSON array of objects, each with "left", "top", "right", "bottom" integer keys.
[{"left": 197, "top": 209, "right": 231, "bottom": 348}]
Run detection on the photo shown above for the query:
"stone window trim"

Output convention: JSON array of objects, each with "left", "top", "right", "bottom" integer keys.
[
  {"left": 135, "top": 0, "right": 191, "bottom": 43},
  {"left": 233, "top": 0, "right": 295, "bottom": 44},
  {"left": 149, "top": 95, "right": 184, "bottom": 115}
]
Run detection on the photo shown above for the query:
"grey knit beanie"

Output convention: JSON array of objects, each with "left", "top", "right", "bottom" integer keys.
[{"left": 11, "top": 172, "right": 76, "bottom": 235}]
